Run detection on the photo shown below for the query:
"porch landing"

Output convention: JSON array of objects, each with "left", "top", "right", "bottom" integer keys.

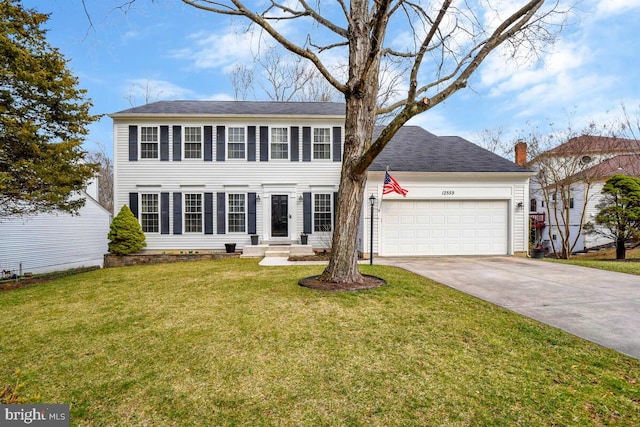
[{"left": 241, "top": 242, "right": 315, "bottom": 258}]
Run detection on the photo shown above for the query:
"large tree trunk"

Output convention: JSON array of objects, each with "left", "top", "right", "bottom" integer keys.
[
  {"left": 616, "top": 237, "right": 626, "bottom": 260},
  {"left": 320, "top": 0, "right": 383, "bottom": 285}
]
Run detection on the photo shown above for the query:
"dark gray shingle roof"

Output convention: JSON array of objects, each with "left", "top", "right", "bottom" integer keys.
[
  {"left": 371, "top": 126, "right": 530, "bottom": 173},
  {"left": 112, "top": 101, "right": 527, "bottom": 173},
  {"left": 111, "top": 100, "right": 346, "bottom": 116}
]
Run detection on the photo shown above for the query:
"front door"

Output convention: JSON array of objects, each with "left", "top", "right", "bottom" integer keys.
[{"left": 271, "top": 195, "right": 289, "bottom": 237}]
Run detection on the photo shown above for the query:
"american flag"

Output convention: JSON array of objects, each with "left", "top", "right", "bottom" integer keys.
[{"left": 383, "top": 171, "right": 408, "bottom": 196}]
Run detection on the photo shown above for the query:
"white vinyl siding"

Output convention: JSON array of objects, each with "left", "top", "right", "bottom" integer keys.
[
  {"left": 313, "top": 128, "right": 331, "bottom": 160},
  {"left": 140, "top": 126, "right": 158, "bottom": 159},
  {"left": 314, "top": 193, "right": 332, "bottom": 232},
  {"left": 0, "top": 194, "right": 110, "bottom": 274},
  {"left": 184, "top": 193, "right": 203, "bottom": 233},
  {"left": 228, "top": 193, "right": 246, "bottom": 233},
  {"left": 184, "top": 126, "right": 202, "bottom": 159},
  {"left": 141, "top": 193, "right": 159, "bottom": 233},
  {"left": 271, "top": 127, "right": 288, "bottom": 160}
]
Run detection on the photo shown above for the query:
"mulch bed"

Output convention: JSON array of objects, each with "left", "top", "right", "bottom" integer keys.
[
  {"left": 0, "top": 266, "right": 100, "bottom": 292},
  {"left": 299, "top": 274, "right": 386, "bottom": 292},
  {"left": 0, "top": 276, "right": 53, "bottom": 292}
]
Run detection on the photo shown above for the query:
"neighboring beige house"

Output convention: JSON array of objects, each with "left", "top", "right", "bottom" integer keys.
[
  {"left": 110, "top": 101, "right": 532, "bottom": 257},
  {"left": 527, "top": 135, "right": 640, "bottom": 253}
]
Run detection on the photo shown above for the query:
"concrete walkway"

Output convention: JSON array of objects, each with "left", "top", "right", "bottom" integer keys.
[{"left": 378, "top": 256, "right": 640, "bottom": 359}]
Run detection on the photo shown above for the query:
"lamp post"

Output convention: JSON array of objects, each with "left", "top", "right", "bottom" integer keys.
[{"left": 369, "top": 194, "right": 376, "bottom": 265}]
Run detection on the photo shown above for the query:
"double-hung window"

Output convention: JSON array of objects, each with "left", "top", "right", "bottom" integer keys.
[
  {"left": 184, "top": 193, "right": 203, "bottom": 233},
  {"left": 140, "top": 193, "right": 159, "bottom": 233},
  {"left": 140, "top": 126, "right": 158, "bottom": 159},
  {"left": 184, "top": 126, "right": 202, "bottom": 159},
  {"left": 314, "top": 193, "right": 332, "bottom": 232},
  {"left": 228, "top": 127, "right": 246, "bottom": 159},
  {"left": 228, "top": 194, "right": 246, "bottom": 233},
  {"left": 313, "top": 128, "right": 331, "bottom": 160},
  {"left": 270, "top": 127, "right": 288, "bottom": 160}
]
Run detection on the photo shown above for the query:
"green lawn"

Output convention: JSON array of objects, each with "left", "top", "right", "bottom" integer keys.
[
  {"left": 1, "top": 259, "right": 639, "bottom": 426},
  {"left": 549, "top": 247, "right": 640, "bottom": 276}
]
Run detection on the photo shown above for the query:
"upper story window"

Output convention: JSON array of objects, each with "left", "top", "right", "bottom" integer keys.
[
  {"left": 140, "top": 193, "right": 159, "bottom": 233},
  {"left": 313, "top": 128, "right": 331, "bottom": 160},
  {"left": 140, "top": 126, "right": 158, "bottom": 159},
  {"left": 184, "top": 126, "right": 202, "bottom": 159},
  {"left": 184, "top": 193, "right": 203, "bottom": 233},
  {"left": 530, "top": 199, "right": 537, "bottom": 212},
  {"left": 228, "top": 127, "right": 246, "bottom": 159},
  {"left": 228, "top": 193, "right": 246, "bottom": 233},
  {"left": 314, "top": 193, "right": 332, "bottom": 232},
  {"left": 271, "top": 127, "right": 288, "bottom": 160}
]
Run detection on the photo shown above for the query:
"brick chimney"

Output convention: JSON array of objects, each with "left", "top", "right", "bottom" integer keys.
[{"left": 515, "top": 141, "right": 527, "bottom": 166}]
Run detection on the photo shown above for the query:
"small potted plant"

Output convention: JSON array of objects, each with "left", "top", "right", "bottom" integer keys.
[
  {"left": 225, "top": 243, "right": 236, "bottom": 253},
  {"left": 250, "top": 234, "right": 259, "bottom": 245},
  {"left": 300, "top": 233, "right": 308, "bottom": 245},
  {"left": 532, "top": 244, "right": 545, "bottom": 259}
]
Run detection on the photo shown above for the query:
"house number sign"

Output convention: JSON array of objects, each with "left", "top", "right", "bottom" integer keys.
[{"left": 441, "top": 190, "right": 455, "bottom": 196}]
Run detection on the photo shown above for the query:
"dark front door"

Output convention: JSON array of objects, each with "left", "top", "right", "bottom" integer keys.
[{"left": 271, "top": 195, "right": 288, "bottom": 237}]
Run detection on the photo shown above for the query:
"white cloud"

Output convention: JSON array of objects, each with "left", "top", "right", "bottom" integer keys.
[
  {"left": 594, "top": 0, "right": 640, "bottom": 16},
  {"left": 171, "top": 27, "right": 265, "bottom": 73},
  {"left": 122, "top": 79, "right": 196, "bottom": 103}
]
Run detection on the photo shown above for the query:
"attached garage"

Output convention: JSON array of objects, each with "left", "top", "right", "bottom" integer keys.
[
  {"left": 380, "top": 199, "right": 508, "bottom": 256},
  {"left": 363, "top": 126, "right": 533, "bottom": 257}
]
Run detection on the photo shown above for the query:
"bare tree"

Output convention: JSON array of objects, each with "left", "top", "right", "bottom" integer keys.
[
  {"left": 185, "top": 0, "right": 569, "bottom": 286},
  {"left": 124, "top": 79, "right": 165, "bottom": 107},
  {"left": 230, "top": 63, "right": 254, "bottom": 100},
  {"left": 86, "top": 144, "right": 114, "bottom": 213},
  {"left": 528, "top": 130, "right": 601, "bottom": 259},
  {"left": 230, "top": 46, "right": 341, "bottom": 102}
]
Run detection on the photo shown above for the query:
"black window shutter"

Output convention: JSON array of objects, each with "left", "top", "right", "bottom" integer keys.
[
  {"left": 129, "top": 193, "right": 139, "bottom": 218},
  {"left": 160, "top": 126, "right": 169, "bottom": 161},
  {"left": 332, "top": 127, "right": 342, "bottom": 162},
  {"left": 248, "top": 192, "right": 257, "bottom": 234},
  {"left": 216, "top": 192, "right": 226, "bottom": 234},
  {"left": 259, "top": 126, "right": 269, "bottom": 161},
  {"left": 204, "top": 193, "right": 214, "bottom": 235},
  {"left": 333, "top": 192, "right": 339, "bottom": 229},
  {"left": 161, "top": 192, "right": 170, "bottom": 234},
  {"left": 128, "top": 125, "right": 138, "bottom": 161},
  {"left": 303, "top": 192, "right": 312, "bottom": 234},
  {"left": 247, "top": 126, "right": 256, "bottom": 162},
  {"left": 204, "top": 126, "right": 213, "bottom": 161},
  {"left": 290, "top": 127, "right": 299, "bottom": 162},
  {"left": 172, "top": 125, "right": 182, "bottom": 161},
  {"left": 216, "top": 126, "right": 226, "bottom": 161},
  {"left": 302, "top": 127, "right": 311, "bottom": 162},
  {"left": 173, "top": 192, "right": 182, "bottom": 235}
]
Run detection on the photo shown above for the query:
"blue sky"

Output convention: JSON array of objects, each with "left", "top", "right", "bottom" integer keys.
[{"left": 22, "top": 0, "right": 640, "bottom": 157}]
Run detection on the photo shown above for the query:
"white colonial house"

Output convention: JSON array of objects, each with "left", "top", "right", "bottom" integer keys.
[
  {"left": 110, "top": 101, "right": 532, "bottom": 257},
  {"left": 527, "top": 135, "right": 640, "bottom": 253},
  {"left": 0, "top": 180, "right": 111, "bottom": 276}
]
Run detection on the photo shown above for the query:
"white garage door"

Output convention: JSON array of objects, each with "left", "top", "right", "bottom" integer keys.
[{"left": 380, "top": 200, "right": 508, "bottom": 256}]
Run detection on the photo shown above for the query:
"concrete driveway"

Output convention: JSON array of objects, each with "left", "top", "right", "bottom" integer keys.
[{"left": 378, "top": 256, "right": 640, "bottom": 359}]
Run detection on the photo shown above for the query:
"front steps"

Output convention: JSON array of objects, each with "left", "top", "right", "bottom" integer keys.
[{"left": 241, "top": 242, "right": 315, "bottom": 258}]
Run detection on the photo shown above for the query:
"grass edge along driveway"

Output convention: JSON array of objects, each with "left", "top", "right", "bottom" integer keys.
[{"left": 1, "top": 258, "right": 639, "bottom": 426}]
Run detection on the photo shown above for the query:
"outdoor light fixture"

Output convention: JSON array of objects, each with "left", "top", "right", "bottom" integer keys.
[
  {"left": 256, "top": 195, "right": 261, "bottom": 202},
  {"left": 369, "top": 194, "right": 376, "bottom": 265},
  {"left": 517, "top": 201, "right": 524, "bottom": 209}
]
